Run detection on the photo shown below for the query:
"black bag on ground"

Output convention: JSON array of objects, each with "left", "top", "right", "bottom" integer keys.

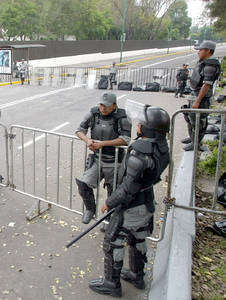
[
  {"left": 118, "top": 81, "right": 133, "bottom": 91},
  {"left": 133, "top": 86, "right": 145, "bottom": 91},
  {"left": 145, "top": 82, "right": 160, "bottom": 92},
  {"left": 98, "top": 75, "right": 108, "bottom": 89},
  {"left": 217, "top": 95, "right": 226, "bottom": 103},
  {"left": 217, "top": 172, "right": 226, "bottom": 208},
  {"left": 161, "top": 86, "right": 177, "bottom": 93}
]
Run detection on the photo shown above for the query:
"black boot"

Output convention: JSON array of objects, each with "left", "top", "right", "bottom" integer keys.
[
  {"left": 82, "top": 210, "right": 95, "bottom": 224},
  {"left": 183, "top": 142, "right": 194, "bottom": 151},
  {"left": 125, "top": 243, "right": 147, "bottom": 290},
  {"left": 89, "top": 278, "right": 122, "bottom": 297},
  {"left": 76, "top": 179, "right": 96, "bottom": 224},
  {"left": 181, "top": 137, "right": 191, "bottom": 144},
  {"left": 121, "top": 269, "right": 145, "bottom": 290},
  {"left": 90, "top": 239, "right": 123, "bottom": 296}
]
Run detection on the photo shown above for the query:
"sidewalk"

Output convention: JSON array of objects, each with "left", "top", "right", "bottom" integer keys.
[{"left": 0, "top": 91, "right": 187, "bottom": 300}]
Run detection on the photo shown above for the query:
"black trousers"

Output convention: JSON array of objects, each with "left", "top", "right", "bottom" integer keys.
[{"left": 175, "top": 80, "right": 186, "bottom": 96}]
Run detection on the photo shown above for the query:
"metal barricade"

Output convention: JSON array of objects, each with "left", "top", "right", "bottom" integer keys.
[
  {"left": 8, "top": 125, "right": 125, "bottom": 221},
  {"left": 29, "top": 66, "right": 183, "bottom": 89},
  {"left": 169, "top": 108, "right": 226, "bottom": 215},
  {"left": 0, "top": 123, "right": 10, "bottom": 187},
  {"left": 7, "top": 124, "right": 168, "bottom": 242}
]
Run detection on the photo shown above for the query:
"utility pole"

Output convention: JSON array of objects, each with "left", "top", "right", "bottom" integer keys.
[
  {"left": 167, "top": 23, "right": 172, "bottom": 54},
  {"left": 120, "top": 0, "right": 127, "bottom": 63}
]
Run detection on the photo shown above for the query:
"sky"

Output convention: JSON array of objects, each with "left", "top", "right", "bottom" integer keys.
[{"left": 186, "top": 0, "right": 205, "bottom": 25}]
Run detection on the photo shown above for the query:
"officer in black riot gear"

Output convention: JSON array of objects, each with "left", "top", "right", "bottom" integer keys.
[
  {"left": 76, "top": 93, "right": 131, "bottom": 224},
  {"left": 175, "top": 64, "right": 189, "bottom": 98},
  {"left": 182, "top": 40, "right": 221, "bottom": 151},
  {"left": 89, "top": 103, "right": 170, "bottom": 297}
]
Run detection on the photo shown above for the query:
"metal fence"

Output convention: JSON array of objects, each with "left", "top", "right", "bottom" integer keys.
[
  {"left": 0, "top": 123, "right": 10, "bottom": 187},
  {"left": 28, "top": 66, "right": 187, "bottom": 89},
  {"left": 168, "top": 108, "right": 226, "bottom": 215},
  {"left": 0, "top": 108, "right": 225, "bottom": 244},
  {"left": 4, "top": 124, "right": 168, "bottom": 242}
]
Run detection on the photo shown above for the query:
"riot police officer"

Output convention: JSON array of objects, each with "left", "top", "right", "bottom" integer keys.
[
  {"left": 76, "top": 93, "right": 131, "bottom": 224},
  {"left": 175, "top": 64, "right": 189, "bottom": 98},
  {"left": 89, "top": 104, "right": 170, "bottom": 297},
  {"left": 182, "top": 40, "right": 221, "bottom": 151}
]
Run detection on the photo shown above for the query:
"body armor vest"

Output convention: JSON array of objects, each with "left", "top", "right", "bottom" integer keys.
[
  {"left": 190, "top": 58, "right": 221, "bottom": 97},
  {"left": 90, "top": 107, "right": 126, "bottom": 162},
  {"left": 124, "top": 138, "right": 169, "bottom": 212}
]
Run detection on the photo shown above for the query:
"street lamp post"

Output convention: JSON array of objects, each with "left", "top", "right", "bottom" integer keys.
[{"left": 120, "top": 0, "right": 127, "bottom": 63}]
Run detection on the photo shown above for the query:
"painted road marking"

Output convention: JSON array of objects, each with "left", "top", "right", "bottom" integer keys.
[
  {"left": 117, "top": 94, "right": 127, "bottom": 100},
  {"left": 18, "top": 122, "right": 70, "bottom": 150},
  {"left": 142, "top": 53, "right": 195, "bottom": 68},
  {"left": 0, "top": 86, "right": 77, "bottom": 110}
]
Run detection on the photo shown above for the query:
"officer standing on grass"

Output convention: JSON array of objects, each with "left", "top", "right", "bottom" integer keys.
[
  {"left": 175, "top": 64, "right": 189, "bottom": 98},
  {"left": 75, "top": 93, "right": 131, "bottom": 225},
  {"left": 88, "top": 103, "right": 170, "bottom": 297},
  {"left": 182, "top": 41, "right": 221, "bottom": 151}
]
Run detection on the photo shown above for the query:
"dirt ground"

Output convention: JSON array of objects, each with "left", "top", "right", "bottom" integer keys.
[{"left": 192, "top": 188, "right": 226, "bottom": 300}]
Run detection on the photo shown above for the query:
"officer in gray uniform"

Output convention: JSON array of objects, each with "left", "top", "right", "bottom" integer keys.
[
  {"left": 182, "top": 40, "right": 221, "bottom": 151},
  {"left": 175, "top": 64, "right": 189, "bottom": 98},
  {"left": 76, "top": 93, "right": 131, "bottom": 224},
  {"left": 89, "top": 105, "right": 170, "bottom": 297},
  {"left": 109, "top": 62, "right": 118, "bottom": 90}
]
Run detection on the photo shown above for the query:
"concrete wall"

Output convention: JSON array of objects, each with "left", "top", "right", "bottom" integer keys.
[
  {"left": 150, "top": 151, "right": 196, "bottom": 300},
  {"left": 0, "top": 40, "right": 192, "bottom": 61}
]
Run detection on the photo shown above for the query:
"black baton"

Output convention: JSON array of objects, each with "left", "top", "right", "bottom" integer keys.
[{"left": 66, "top": 208, "right": 115, "bottom": 248}]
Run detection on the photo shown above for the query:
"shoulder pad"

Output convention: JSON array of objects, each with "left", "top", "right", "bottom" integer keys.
[
  {"left": 90, "top": 106, "right": 99, "bottom": 115},
  {"left": 131, "top": 139, "right": 154, "bottom": 154},
  {"left": 127, "top": 154, "right": 145, "bottom": 178},
  {"left": 204, "top": 58, "right": 220, "bottom": 67},
  {"left": 113, "top": 108, "right": 126, "bottom": 119}
]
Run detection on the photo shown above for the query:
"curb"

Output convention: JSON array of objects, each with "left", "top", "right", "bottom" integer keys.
[{"left": 150, "top": 151, "right": 196, "bottom": 300}]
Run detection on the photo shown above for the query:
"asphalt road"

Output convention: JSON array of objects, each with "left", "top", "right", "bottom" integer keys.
[{"left": 0, "top": 45, "right": 225, "bottom": 300}]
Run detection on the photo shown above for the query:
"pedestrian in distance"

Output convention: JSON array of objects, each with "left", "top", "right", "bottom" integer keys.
[
  {"left": 175, "top": 64, "right": 189, "bottom": 98},
  {"left": 181, "top": 40, "right": 221, "bottom": 151},
  {"left": 75, "top": 93, "right": 131, "bottom": 226},
  {"left": 88, "top": 104, "right": 170, "bottom": 297},
  {"left": 109, "top": 62, "right": 118, "bottom": 90},
  {"left": 18, "top": 59, "right": 28, "bottom": 85}
]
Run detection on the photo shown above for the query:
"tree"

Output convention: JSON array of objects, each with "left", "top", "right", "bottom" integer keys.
[
  {"left": 0, "top": 0, "right": 41, "bottom": 40},
  {"left": 202, "top": 0, "right": 226, "bottom": 38},
  {"left": 74, "top": 0, "right": 113, "bottom": 40},
  {"left": 190, "top": 25, "right": 221, "bottom": 42},
  {"left": 45, "top": 0, "right": 76, "bottom": 40},
  {"left": 167, "top": 0, "right": 192, "bottom": 39}
]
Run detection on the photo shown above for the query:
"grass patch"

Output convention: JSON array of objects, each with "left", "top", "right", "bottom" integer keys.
[{"left": 198, "top": 140, "right": 226, "bottom": 177}]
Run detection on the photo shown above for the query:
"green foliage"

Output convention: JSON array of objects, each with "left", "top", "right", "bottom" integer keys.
[
  {"left": 0, "top": 0, "right": 41, "bottom": 40},
  {"left": 190, "top": 25, "right": 221, "bottom": 42},
  {"left": 198, "top": 141, "right": 226, "bottom": 176},
  {"left": 206, "top": 0, "right": 226, "bottom": 37},
  {"left": 167, "top": 0, "right": 192, "bottom": 39},
  {"left": 0, "top": 0, "right": 193, "bottom": 41}
]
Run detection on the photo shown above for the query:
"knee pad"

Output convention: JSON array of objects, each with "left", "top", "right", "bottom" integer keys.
[{"left": 76, "top": 178, "right": 94, "bottom": 199}]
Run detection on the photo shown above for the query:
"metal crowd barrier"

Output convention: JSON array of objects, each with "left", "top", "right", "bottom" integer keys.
[
  {"left": 6, "top": 124, "right": 168, "bottom": 242},
  {"left": 28, "top": 66, "right": 187, "bottom": 89},
  {"left": 8, "top": 125, "right": 126, "bottom": 221},
  {"left": 169, "top": 108, "right": 226, "bottom": 216},
  {"left": 0, "top": 123, "right": 10, "bottom": 187}
]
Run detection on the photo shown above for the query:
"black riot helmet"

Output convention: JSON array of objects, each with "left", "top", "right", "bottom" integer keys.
[{"left": 140, "top": 106, "right": 170, "bottom": 138}]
